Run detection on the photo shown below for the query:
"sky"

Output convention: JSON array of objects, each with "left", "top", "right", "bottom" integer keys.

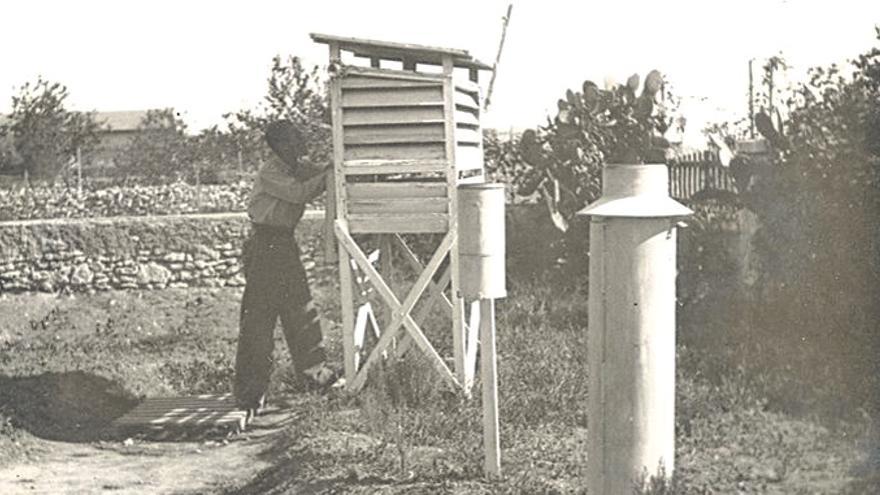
[{"left": 1, "top": 0, "right": 878, "bottom": 147}]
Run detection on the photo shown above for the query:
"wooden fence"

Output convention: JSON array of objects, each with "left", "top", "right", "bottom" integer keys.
[{"left": 667, "top": 150, "right": 737, "bottom": 200}]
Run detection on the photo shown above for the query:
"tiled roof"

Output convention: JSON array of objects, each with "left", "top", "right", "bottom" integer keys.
[{"left": 93, "top": 110, "right": 151, "bottom": 132}]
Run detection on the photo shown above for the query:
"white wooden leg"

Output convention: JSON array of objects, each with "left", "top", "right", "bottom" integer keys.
[
  {"left": 464, "top": 300, "right": 481, "bottom": 394},
  {"left": 481, "top": 298, "right": 501, "bottom": 478},
  {"left": 338, "top": 240, "right": 356, "bottom": 387}
]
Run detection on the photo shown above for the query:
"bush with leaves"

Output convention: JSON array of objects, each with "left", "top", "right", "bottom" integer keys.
[
  {"left": 0, "top": 77, "right": 100, "bottom": 180},
  {"left": 727, "top": 29, "right": 880, "bottom": 419},
  {"left": 482, "top": 129, "right": 528, "bottom": 202}
]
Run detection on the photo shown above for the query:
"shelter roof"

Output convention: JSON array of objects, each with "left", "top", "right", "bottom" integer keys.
[{"left": 310, "top": 33, "right": 492, "bottom": 71}]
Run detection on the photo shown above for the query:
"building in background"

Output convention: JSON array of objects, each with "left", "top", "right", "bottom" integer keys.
[{"left": 87, "top": 110, "right": 153, "bottom": 174}]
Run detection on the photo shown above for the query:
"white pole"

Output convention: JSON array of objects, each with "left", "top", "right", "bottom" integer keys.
[
  {"left": 480, "top": 298, "right": 501, "bottom": 478},
  {"left": 580, "top": 164, "right": 691, "bottom": 493}
]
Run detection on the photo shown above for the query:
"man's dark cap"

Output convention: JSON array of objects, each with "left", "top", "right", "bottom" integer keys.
[{"left": 265, "top": 120, "right": 306, "bottom": 166}]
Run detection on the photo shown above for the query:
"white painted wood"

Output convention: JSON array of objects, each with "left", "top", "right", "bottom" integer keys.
[
  {"left": 454, "top": 126, "right": 482, "bottom": 145},
  {"left": 310, "top": 33, "right": 492, "bottom": 72},
  {"left": 311, "top": 33, "right": 472, "bottom": 58},
  {"left": 325, "top": 42, "right": 344, "bottom": 261},
  {"left": 464, "top": 300, "right": 481, "bottom": 393},
  {"left": 342, "top": 78, "right": 441, "bottom": 89},
  {"left": 454, "top": 109, "right": 480, "bottom": 127},
  {"left": 336, "top": 223, "right": 459, "bottom": 392},
  {"left": 455, "top": 144, "right": 484, "bottom": 171},
  {"left": 343, "top": 124, "right": 446, "bottom": 146},
  {"left": 346, "top": 182, "right": 447, "bottom": 200},
  {"left": 343, "top": 65, "right": 446, "bottom": 82},
  {"left": 353, "top": 303, "right": 369, "bottom": 370},
  {"left": 344, "top": 142, "right": 446, "bottom": 161},
  {"left": 394, "top": 265, "right": 452, "bottom": 358},
  {"left": 345, "top": 134, "right": 445, "bottom": 146},
  {"left": 316, "top": 34, "right": 491, "bottom": 400},
  {"left": 442, "top": 57, "right": 467, "bottom": 389},
  {"left": 454, "top": 91, "right": 480, "bottom": 111},
  {"left": 458, "top": 172, "right": 486, "bottom": 185},
  {"left": 353, "top": 303, "right": 369, "bottom": 349},
  {"left": 348, "top": 248, "right": 381, "bottom": 295},
  {"left": 455, "top": 80, "right": 481, "bottom": 94},
  {"left": 392, "top": 234, "right": 456, "bottom": 315},
  {"left": 480, "top": 298, "right": 501, "bottom": 478},
  {"left": 342, "top": 159, "right": 447, "bottom": 175},
  {"left": 342, "top": 87, "right": 443, "bottom": 107},
  {"left": 330, "top": 42, "right": 358, "bottom": 387},
  {"left": 353, "top": 302, "right": 381, "bottom": 370},
  {"left": 391, "top": 233, "right": 460, "bottom": 359},
  {"left": 348, "top": 198, "right": 448, "bottom": 215},
  {"left": 338, "top": 237, "right": 357, "bottom": 386},
  {"left": 342, "top": 100, "right": 445, "bottom": 110},
  {"left": 379, "top": 235, "right": 395, "bottom": 299},
  {"left": 348, "top": 214, "right": 448, "bottom": 234},
  {"left": 343, "top": 107, "right": 446, "bottom": 126}
]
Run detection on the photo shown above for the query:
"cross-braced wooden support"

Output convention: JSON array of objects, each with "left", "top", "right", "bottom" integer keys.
[{"left": 336, "top": 222, "right": 463, "bottom": 392}]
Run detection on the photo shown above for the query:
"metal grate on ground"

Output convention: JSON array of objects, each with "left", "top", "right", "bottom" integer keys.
[{"left": 113, "top": 393, "right": 247, "bottom": 433}]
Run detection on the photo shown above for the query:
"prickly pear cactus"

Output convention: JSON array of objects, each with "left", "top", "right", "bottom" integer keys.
[{"left": 515, "top": 70, "right": 677, "bottom": 230}]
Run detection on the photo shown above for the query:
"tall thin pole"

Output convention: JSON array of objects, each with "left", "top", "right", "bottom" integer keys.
[
  {"left": 767, "top": 63, "right": 774, "bottom": 120},
  {"left": 748, "top": 59, "right": 755, "bottom": 139},
  {"left": 484, "top": 3, "right": 513, "bottom": 111}
]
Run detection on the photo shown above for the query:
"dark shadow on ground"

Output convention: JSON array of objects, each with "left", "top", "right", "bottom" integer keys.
[{"left": 0, "top": 371, "right": 139, "bottom": 442}]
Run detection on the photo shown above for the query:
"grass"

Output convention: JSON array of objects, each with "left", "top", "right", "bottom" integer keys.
[{"left": 0, "top": 265, "right": 877, "bottom": 493}]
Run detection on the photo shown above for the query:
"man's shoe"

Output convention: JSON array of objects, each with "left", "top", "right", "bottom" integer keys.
[
  {"left": 238, "top": 395, "right": 266, "bottom": 425},
  {"left": 301, "top": 363, "right": 343, "bottom": 392}
]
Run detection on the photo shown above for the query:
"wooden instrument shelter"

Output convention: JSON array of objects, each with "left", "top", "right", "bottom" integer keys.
[{"left": 311, "top": 33, "right": 492, "bottom": 394}]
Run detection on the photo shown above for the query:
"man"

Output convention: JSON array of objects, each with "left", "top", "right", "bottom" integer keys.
[{"left": 234, "top": 120, "right": 337, "bottom": 420}]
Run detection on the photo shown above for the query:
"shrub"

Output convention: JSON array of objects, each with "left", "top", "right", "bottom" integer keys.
[{"left": 741, "top": 29, "right": 880, "bottom": 419}]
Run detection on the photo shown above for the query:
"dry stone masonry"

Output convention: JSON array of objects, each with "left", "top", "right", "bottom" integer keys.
[{"left": 0, "top": 212, "right": 323, "bottom": 293}]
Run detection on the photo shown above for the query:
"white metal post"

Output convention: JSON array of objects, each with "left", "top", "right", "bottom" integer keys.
[{"left": 580, "top": 164, "right": 692, "bottom": 493}]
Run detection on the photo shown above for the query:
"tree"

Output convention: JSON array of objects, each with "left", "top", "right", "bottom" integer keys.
[
  {"left": 114, "top": 108, "right": 195, "bottom": 184},
  {"left": 190, "top": 125, "right": 244, "bottom": 183},
  {"left": 0, "top": 131, "right": 23, "bottom": 172},
  {"left": 0, "top": 77, "right": 100, "bottom": 180},
  {"left": 225, "top": 55, "right": 331, "bottom": 174}
]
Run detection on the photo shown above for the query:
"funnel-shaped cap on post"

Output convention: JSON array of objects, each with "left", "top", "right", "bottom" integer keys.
[
  {"left": 457, "top": 183, "right": 507, "bottom": 301},
  {"left": 578, "top": 164, "right": 693, "bottom": 218}
]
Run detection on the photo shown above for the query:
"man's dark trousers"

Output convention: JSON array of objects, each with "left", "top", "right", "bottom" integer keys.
[{"left": 234, "top": 224, "right": 326, "bottom": 408}]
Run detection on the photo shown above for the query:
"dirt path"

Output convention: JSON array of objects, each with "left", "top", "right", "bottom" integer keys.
[{"left": 0, "top": 406, "right": 297, "bottom": 495}]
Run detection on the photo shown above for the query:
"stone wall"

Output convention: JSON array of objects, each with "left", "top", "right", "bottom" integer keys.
[
  {"left": 0, "top": 212, "right": 324, "bottom": 293},
  {"left": 0, "top": 205, "right": 755, "bottom": 295}
]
